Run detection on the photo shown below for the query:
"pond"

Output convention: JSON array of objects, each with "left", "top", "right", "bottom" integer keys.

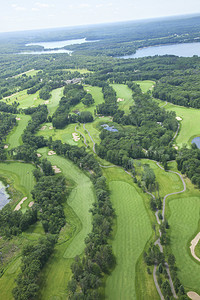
[
  {"left": 101, "top": 124, "right": 118, "bottom": 132},
  {"left": 119, "top": 42, "right": 200, "bottom": 59},
  {"left": 192, "top": 137, "right": 200, "bottom": 149},
  {"left": 0, "top": 181, "right": 10, "bottom": 210}
]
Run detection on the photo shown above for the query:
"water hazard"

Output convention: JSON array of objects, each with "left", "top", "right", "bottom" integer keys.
[
  {"left": 0, "top": 181, "right": 9, "bottom": 210},
  {"left": 192, "top": 137, "right": 200, "bottom": 149}
]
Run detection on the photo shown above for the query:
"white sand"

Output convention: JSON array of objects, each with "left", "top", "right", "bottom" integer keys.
[
  {"left": 34, "top": 97, "right": 37, "bottom": 100},
  {"left": 72, "top": 133, "right": 80, "bottom": 141},
  {"left": 52, "top": 165, "right": 61, "bottom": 173},
  {"left": 176, "top": 116, "right": 182, "bottom": 121},
  {"left": 4, "top": 145, "right": 9, "bottom": 149},
  {"left": 190, "top": 232, "right": 200, "bottom": 262},
  {"left": 37, "top": 153, "right": 41, "bottom": 157},
  {"left": 28, "top": 201, "right": 34, "bottom": 208},
  {"left": 16, "top": 117, "right": 21, "bottom": 121},
  {"left": 49, "top": 126, "right": 53, "bottom": 130},
  {"left": 117, "top": 97, "right": 124, "bottom": 102},
  {"left": 40, "top": 126, "right": 47, "bottom": 131},
  {"left": 44, "top": 100, "right": 49, "bottom": 104},
  {"left": 187, "top": 291, "right": 200, "bottom": 300},
  {"left": 48, "top": 150, "right": 56, "bottom": 156},
  {"left": 14, "top": 197, "right": 27, "bottom": 211}
]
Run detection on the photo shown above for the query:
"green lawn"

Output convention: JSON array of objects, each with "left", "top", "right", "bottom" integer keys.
[
  {"left": 111, "top": 84, "right": 133, "bottom": 114},
  {"left": 165, "top": 103, "right": 200, "bottom": 147},
  {"left": 134, "top": 80, "right": 155, "bottom": 93},
  {"left": 63, "top": 68, "right": 92, "bottom": 74},
  {"left": 47, "top": 87, "right": 64, "bottom": 116},
  {"left": 6, "top": 115, "right": 31, "bottom": 150},
  {"left": 0, "top": 162, "right": 35, "bottom": 211},
  {"left": 103, "top": 167, "right": 154, "bottom": 300},
  {"left": 2, "top": 90, "right": 44, "bottom": 109},
  {"left": 37, "top": 149, "right": 95, "bottom": 299},
  {"left": 14, "top": 69, "right": 40, "bottom": 78}
]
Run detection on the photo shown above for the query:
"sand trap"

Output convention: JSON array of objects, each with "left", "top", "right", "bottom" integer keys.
[
  {"left": 14, "top": 197, "right": 27, "bottom": 211},
  {"left": 52, "top": 165, "right": 61, "bottom": 173},
  {"left": 176, "top": 116, "right": 182, "bottom": 121},
  {"left": 49, "top": 126, "right": 53, "bottom": 130},
  {"left": 48, "top": 150, "right": 56, "bottom": 156},
  {"left": 86, "top": 89, "right": 90, "bottom": 92},
  {"left": 72, "top": 133, "right": 80, "bottom": 142},
  {"left": 4, "top": 145, "right": 9, "bottom": 149},
  {"left": 37, "top": 153, "right": 41, "bottom": 157},
  {"left": 34, "top": 97, "right": 37, "bottom": 100},
  {"left": 190, "top": 232, "right": 200, "bottom": 262},
  {"left": 28, "top": 201, "right": 34, "bottom": 208},
  {"left": 187, "top": 291, "right": 200, "bottom": 300},
  {"left": 44, "top": 100, "right": 49, "bottom": 104},
  {"left": 16, "top": 117, "right": 21, "bottom": 121},
  {"left": 40, "top": 126, "right": 47, "bottom": 131},
  {"left": 117, "top": 97, "right": 124, "bottom": 102}
]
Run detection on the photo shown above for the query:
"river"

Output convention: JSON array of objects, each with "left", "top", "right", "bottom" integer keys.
[
  {"left": 0, "top": 181, "right": 9, "bottom": 210},
  {"left": 120, "top": 42, "right": 200, "bottom": 59}
]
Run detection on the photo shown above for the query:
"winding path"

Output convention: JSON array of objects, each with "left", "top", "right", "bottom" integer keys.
[
  {"left": 75, "top": 125, "right": 88, "bottom": 147},
  {"left": 160, "top": 101, "right": 168, "bottom": 108},
  {"left": 171, "top": 123, "right": 180, "bottom": 143}
]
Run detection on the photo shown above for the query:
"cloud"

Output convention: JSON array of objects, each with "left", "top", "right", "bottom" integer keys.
[
  {"left": 79, "top": 3, "right": 91, "bottom": 8},
  {"left": 35, "top": 2, "right": 54, "bottom": 8},
  {"left": 11, "top": 4, "right": 26, "bottom": 11}
]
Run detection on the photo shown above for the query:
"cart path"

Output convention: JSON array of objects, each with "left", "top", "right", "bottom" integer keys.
[
  {"left": 83, "top": 123, "right": 96, "bottom": 153},
  {"left": 75, "top": 125, "right": 88, "bottom": 147}
]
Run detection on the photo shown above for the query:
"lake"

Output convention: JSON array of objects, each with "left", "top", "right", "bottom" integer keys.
[
  {"left": 120, "top": 42, "right": 200, "bottom": 59},
  {"left": 22, "top": 38, "right": 97, "bottom": 55},
  {"left": 0, "top": 181, "right": 10, "bottom": 210},
  {"left": 192, "top": 137, "right": 200, "bottom": 149}
]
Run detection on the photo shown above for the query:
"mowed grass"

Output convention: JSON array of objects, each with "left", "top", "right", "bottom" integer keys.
[
  {"left": 0, "top": 162, "right": 35, "bottom": 211},
  {"left": 14, "top": 69, "right": 40, "bottom": 78},
  {"left": 6, "top": 115, "right": 31, "bottom": 150},
  {"left": 111, "top": 84, "right": 133, "bottom": 114},
  {"left": 37, "top": 149, "right": 95, "bottom": 299},
  {"left": 134, "top": 80, "right": 155, "bottom": 93},
  {"left": 165, "top": 103, "right": 200, "bottom": 147},
  {"left": 47, "top": 87, "right": 64, "bottom": 116},
  {"left": 103, "top": 167, "right": 153, "bottom": 300},
  {"left": 3, "top": 90, "right": 44, "bottom": 109},
  {"left": 63, "top": 68, "right": 92, "bottom": 74},
  {"left": 70, "top": 85, "right": 104, "bottom": 116}
]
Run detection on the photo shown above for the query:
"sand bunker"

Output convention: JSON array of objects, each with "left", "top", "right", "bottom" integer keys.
[
  {"left": 48, "top": 150, "right": 56, "bottom": 156},
  {"left": 16, "top": 117, "right": 21, "bottom": 121},
  {"left": 28, "top": 201, "right": 34, "bottom": 208},
  {"left": 72, "top": 133, "right": 80, "bottom": 142},
  {"left": 117, "top": 97, "right": 124, "bottom": 102},
  {"left": 190, "top": 232, "right": 200, "bottom": 262},
  {"left": 49, "top": 126, "right": 53, "bottom": 130},
  {"left": 37, "top": 153, "right": 41, "bottom": 157},
  {"left": 4, "top": 145, "right": 8, "bottom": 149},
  {"left": 14, "top": 197, "right": 27, "bottom": 211},
  {"left": 52, "top": 165, "right": 61, "bottom": 173},
  {"left": 187, "top": 291, "right": 200, "bottom": 300},
  {"left": 34, "top": 98, "right": 37, "bottom": 100},
  {"left": 40, "top": 125, "right": 47, "bottom": 131},
  {"left": 44, "top": 100, "right": 49, "bottom": 104},
  {"left": 176, "top": 116, "right": 182, "bottom": 121}
]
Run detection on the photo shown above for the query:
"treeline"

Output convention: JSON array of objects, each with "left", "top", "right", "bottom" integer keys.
[
  {"left": 13, "top": 235, "right": 57, "bottom": 300},
  {"left": 52, "top": 84, "right": 93, "bottom": 129},
  {"left": 0, "top": 101, "right": 18, "bottom": 114},
  {"left": 48, "top": 139, "right": 115, "bottom": 298},
  {"left": 96, "top": 84, "right": 118, "bottom": 116},
  {"left": 96, "top": 85, "right": 177, "bottom": 167},
  {"left": 176, "top": 144, "right": 200, "bottom": 187},
  {"left": 10, "top": 105, "right": 48, "bottom": 162},
  {"left": 0, "top": 112, "right": 16, "bottom": 160}
]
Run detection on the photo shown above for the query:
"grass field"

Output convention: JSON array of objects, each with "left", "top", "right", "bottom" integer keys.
[
  {"left": 63, "top": 68, "right": 92, "bottom": 74},
  {"left": 134, "top": 80, "right": 155, "bottom": 93},
  {"left": 111, "top": 84, "right": 133, "bottom": 114},
  {"left": 47, "top": 87, "right": 64, "bottom": 116},
  {"left": 103, "top": 167, "right": 155, "bottom": 300},
  {"left": 3, "top": 90, "right": 44, "bottom": 109},
  {"left": 37, "top": 148, "right": 95, "bottom": 299},
  {"left": 164, "top": 103, "right": 200, "bottom": 147},
  {"left": 14, "top": 69, "right": 40, "bottom": 78},
  {"left": 6, "top": 115, "right": 31, "bottom": 150},
  {"left": 0, "top": 162, "right": 35, "bottom": 211}
]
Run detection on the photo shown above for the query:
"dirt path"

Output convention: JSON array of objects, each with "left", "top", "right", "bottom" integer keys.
[{"left": 75, "top": 125, "right": 88, "bottom": 147}]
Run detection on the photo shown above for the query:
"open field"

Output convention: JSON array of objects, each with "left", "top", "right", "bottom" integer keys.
[
  {"left": 14, "top": 69, "right": 40, "bottom": 78},
  {"left": 134, "top": 80, "right": 155, "bottom": 93},
  {"left": 63, "top": 68, "right": 92, "bottom": 74},
  {"left": 2, "top": 90, "right": 44, "bottom": 109},
  {"left": 37, "top": 148, "right": 94, "bottom": 298},
  {"left": 47, "top": 87, "right": 64, "bottom": 116},
  {"left": 111, "top": 84, "right": 133, "bottom": 114},
  {"left": 0, "top": 162, "right": 35, "bottom": 211},
  {"left": 6, "top": 115, "right": 31, "bottom": 150},
  {"left": 103, "top": 167, "right": 155, "bottom": 300}
]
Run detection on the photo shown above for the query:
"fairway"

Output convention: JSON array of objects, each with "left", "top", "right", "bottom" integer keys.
[
  {"left": 104, "top": 167, "right": 152, "bottom": 300},
  {"left": 165, "top": 103, "right": 200, "bottom": 147},
  {"left": 6, "top": 115, "right": 31, "bottom": 149},
  {"left": 111, "top": 84, "right": 133, "bottom": 114},
  {"left": 0, "top": 162, "right": 35, "bottom": 210},
  {"left": 37, "top": 149, "right": 95, "bottom": 298},
  {"left": 134, "top": 80, "right": 155, "bottom": 93},
  {"left": 169, "top": 197, "right": 200, "bottom": 293},
  {"left": 3, "top": 90, "right": 44, "bottom": 109},
  {"left": 47, "top": 87, "right": 64, "bottom": 116}
]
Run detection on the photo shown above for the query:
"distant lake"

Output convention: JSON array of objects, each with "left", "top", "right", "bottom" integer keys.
[
  {"left": 21, "top": 38, "right": 97, "bottom": 55},
  {"left": 192, "top": 137, "right": 200, "bottom": 149},
  {"left": 0, "top": 181, "right": 9, "bottom": 210},
  {"left": 120, "top": 42, "right": 200, "bottom": 59}
]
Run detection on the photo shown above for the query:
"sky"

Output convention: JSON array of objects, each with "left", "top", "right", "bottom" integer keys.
[{"left": 1, "top": 0, "right": 200, "bottom": 33}]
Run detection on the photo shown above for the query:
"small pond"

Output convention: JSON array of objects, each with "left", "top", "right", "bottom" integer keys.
[
  {"left": 101, "top": 124, "right": 118, "bottom": 132},
  {"left": 0, "top": 181, "right": 10, "bottom": 210},
  {"left": 192, "top": 137, "right": 200, "bottom": 149}
]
